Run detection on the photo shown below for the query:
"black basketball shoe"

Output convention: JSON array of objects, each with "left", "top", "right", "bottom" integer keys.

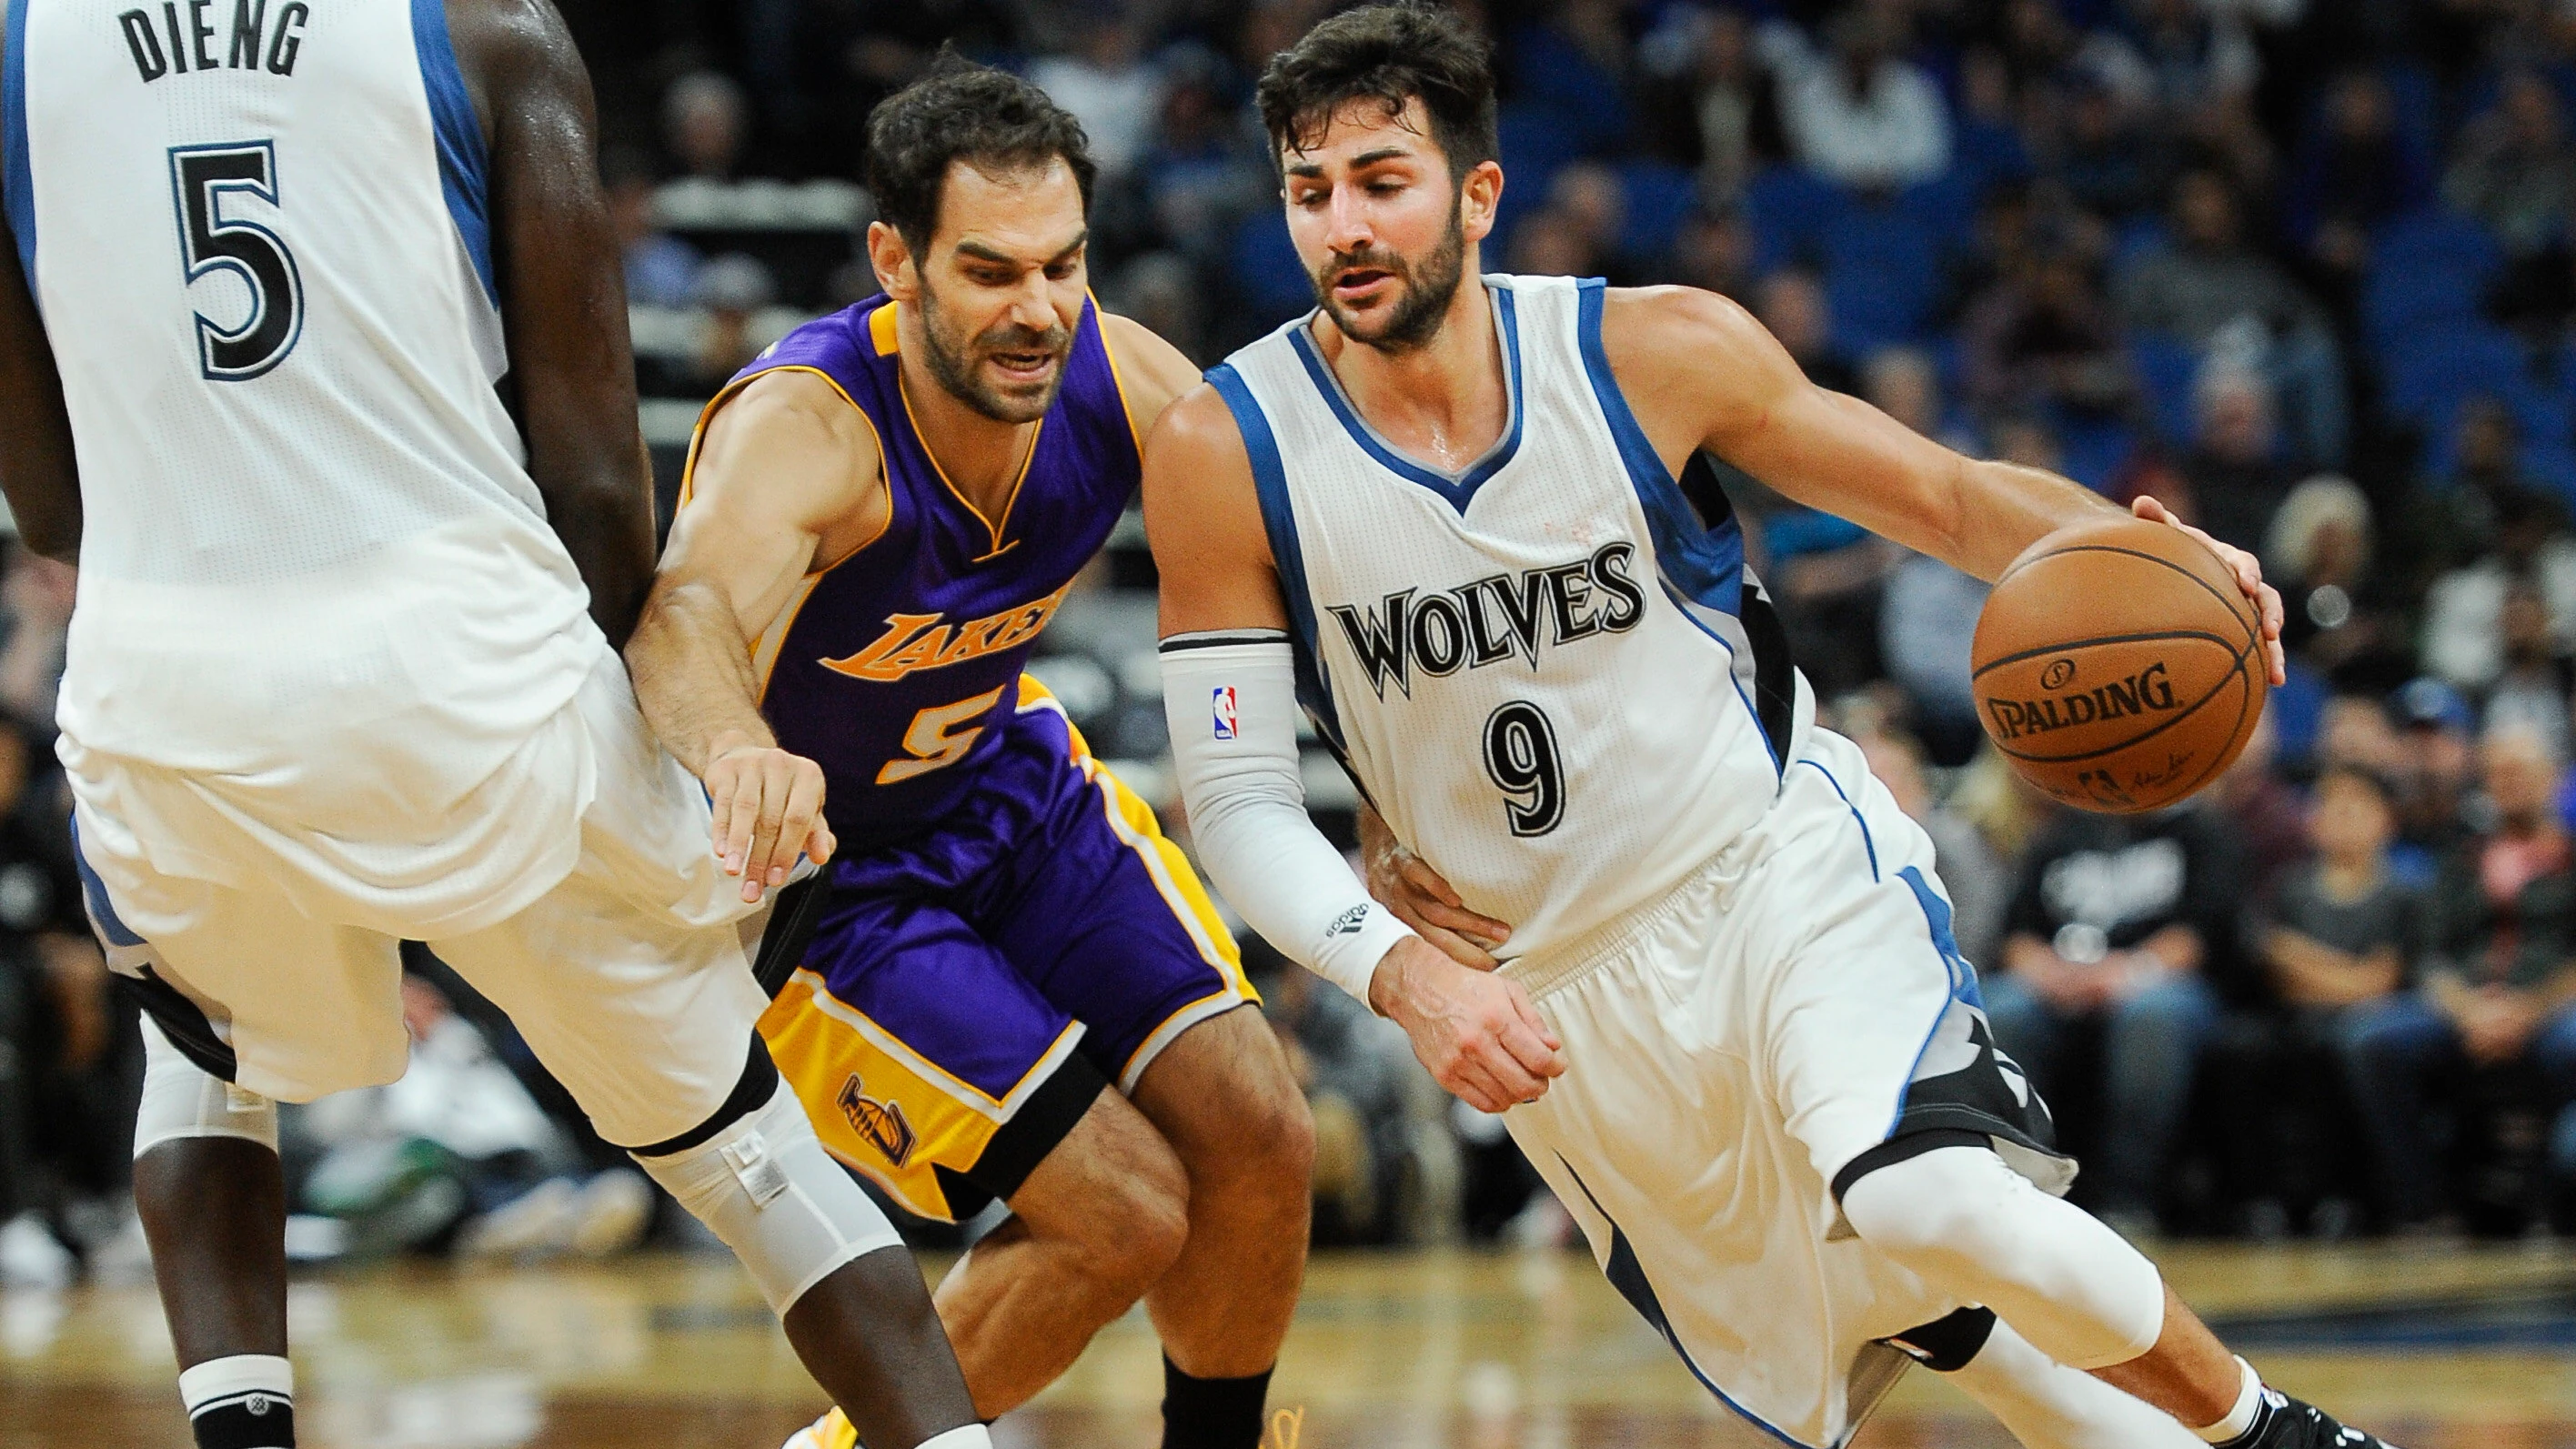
[{"left": 2219, "top": 1385, "right": 2402, "bottom": 1449}]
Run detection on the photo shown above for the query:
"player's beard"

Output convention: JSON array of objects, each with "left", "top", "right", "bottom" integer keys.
[
  {"left": 1311, "top": 194, "right": 1467, "bottom": 355},
  {"left": 916, "top": 277, "right": 1073, "bottom": 424}
]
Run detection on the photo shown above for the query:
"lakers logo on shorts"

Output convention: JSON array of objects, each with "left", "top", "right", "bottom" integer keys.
[{"left": 837, "top": 1072, "right": 918, "bottom": 1167}]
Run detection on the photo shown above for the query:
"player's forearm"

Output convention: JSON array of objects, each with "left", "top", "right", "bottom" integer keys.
[
  {"left": 626, "top": 578, "right": 777, "bottom": 776},
  {"left": 0, "top": 215, "right": 82, "bottom": 564},
  {"left": 538, "top": 444, "right": 659, "bottom": 647},
  {"left": 1161, "top": 637, "right": 1414, "bottom": 1005},
  {"left": 1941, "top": 456, "right": 2124, "bottom": 583}
]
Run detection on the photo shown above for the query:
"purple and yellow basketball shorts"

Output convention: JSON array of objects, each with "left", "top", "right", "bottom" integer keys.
[{"left": 756, "top": 684, "right": 1255, "bottom": 1223}]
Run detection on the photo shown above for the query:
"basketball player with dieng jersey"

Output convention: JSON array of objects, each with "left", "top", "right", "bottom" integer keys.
[
  {"left": 1148, "top": 8, "right": 2401, "bottom": 1449},
  {"left": 626, "top": 60, "right": 1312, "bottom": 1449}
]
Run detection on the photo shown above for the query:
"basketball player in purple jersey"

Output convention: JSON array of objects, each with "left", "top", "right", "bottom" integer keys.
[{"left": 626, "top": 62, "right": 1313, "bottom": 1449}]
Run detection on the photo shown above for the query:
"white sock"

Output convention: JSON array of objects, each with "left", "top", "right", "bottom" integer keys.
[
  {"left": 916, "top": 1428, "right": 992, "bottom": 1449},
  {"left": 177, "top": 1353, "right": 295, "bottom": 1448},
  {"left": 2195, "top": 1357, "right": 2264, "bottom": 1444}
]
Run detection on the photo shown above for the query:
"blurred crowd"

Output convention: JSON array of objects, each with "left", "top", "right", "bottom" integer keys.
[{"left": 30, "top": 0, "right": 2576, "bottom": 1284}]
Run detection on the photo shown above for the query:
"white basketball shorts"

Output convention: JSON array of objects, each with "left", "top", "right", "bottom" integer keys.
[
  {"left": 1501, "top": 727, "right": 2070, "bottom": 1449},
  {"left": 65, "top": 636, "right": 772, "bottom": 1149}
]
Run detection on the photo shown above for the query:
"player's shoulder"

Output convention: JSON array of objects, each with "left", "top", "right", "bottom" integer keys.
[
  {"left": 703, "top": 365, "right": 883, "bottom": 477},
  {"left": 1096, "top": 308, "right": 1202, "bottom": 429},
  {"left": 1142, "top": 377, "right": 1247, "bottom": 462},
  {"left": 1595, "top": 284, "right": 1766, "bottom": 359},
  {"left": 438, "top": 0, "right": 577, "bottom": 87}
]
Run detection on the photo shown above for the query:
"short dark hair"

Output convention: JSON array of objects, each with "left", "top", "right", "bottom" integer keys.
[
  {"left": 1256, "top": 4, "right": 1498, "bottom": 180},
  {"left": 864, "top": 51, "right": 1097, "bottom": 256}
]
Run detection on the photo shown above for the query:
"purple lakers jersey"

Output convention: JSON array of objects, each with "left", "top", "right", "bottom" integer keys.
[{"left": 692, "top": 295, "right": 1142, "bottom": 848}]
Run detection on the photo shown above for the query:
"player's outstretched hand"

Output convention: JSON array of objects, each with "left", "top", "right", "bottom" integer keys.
[
  {"left": 704, "top": 731, "right": 837, "bottom": 903},
  {"left": 2130, "top": 495, "right": 2287, "bottom": 687},
  {"left": 1358, "top": 806, "right": 1512, "bottom": 968},
  {"left": 1369, "top": 937, "right": 1565, "bottom": 1112}
]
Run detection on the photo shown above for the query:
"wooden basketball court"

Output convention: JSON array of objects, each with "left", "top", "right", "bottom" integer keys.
[{"left": 5, "top": 1243, "right": 2572, "bottom": 1447}]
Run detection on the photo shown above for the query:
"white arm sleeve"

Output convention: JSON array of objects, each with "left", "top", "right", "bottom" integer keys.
[{"left": 1160, "top": 634, "right": 1416, "bottom": 1006}]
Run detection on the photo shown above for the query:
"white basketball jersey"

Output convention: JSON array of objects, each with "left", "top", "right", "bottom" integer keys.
[
  {"left": 5, "top": 0, "right": 597, "bottom": 782},
  {"left": 1212, "top": 275, "right": 1816, "bottom": 961}
]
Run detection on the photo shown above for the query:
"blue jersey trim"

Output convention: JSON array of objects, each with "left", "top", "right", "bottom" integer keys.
[
  {"left": 3, "top": 0, "right": 33, "bottom": 290},
  {"left": 1557, "top": 1155, "right": 1826, "bottom": 1449},
  {"left": 1283, "top": 284, "right": 1525, "bottom": 514},
  {"left": 1657, "top": 579, "right": 1784, "bottom": 777},
  {"left": 410, "top": 0, "right": 495, "bottom": 306},
  {"left": 1887, "top": 864, "right": 1988, "bottom": 1136},
  {"left": 69, "top": 816, "right": 146, "bottom": 949},
  {"left": 1796, "top": 758, "right": 1877, "bottom": 881},
  {"left": 1573, "top": 277, "right": 1747, "bottom": 613},
  {"left": 1207, "top": 360, "right": 1342, "bottom": 749}
]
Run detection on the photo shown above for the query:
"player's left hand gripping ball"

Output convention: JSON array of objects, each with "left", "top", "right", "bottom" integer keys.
[{"left": 2130, "top": 495, "right": 2287, "bottom": 687}]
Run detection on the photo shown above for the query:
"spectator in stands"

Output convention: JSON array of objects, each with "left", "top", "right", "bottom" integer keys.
[
  {"left": 1756, "top": 267, "right": 1857, "bottom": 392},
  {"left": 1030, "top": 9, "right": 1163, "bottom": 181},
  {"left": 2083, "top": 0, "right": 2262, "bottom": 119},
  {"left": 689, "top": 254, "right": 776, "bottom": 393},
  {"left": 2169, "top": 366, "right": 2294, "bottom": 549},
  {"left": 0, "top": 717, "right": 131, "bottom": 1285},
  {"left": 2445, "top": 70, "right": 2576, "bottom": 257},
  {"left": 2267, "top": 475, "right": 2408, "bottom": 690},
  {"left": 2389, "top": 678, "right": 2481, "bottom": 871},
  {"left": 2404, "top": 399, "right": 2536, "bottom": 596},
  {"left": 1959, "top": 243, "right": 2136, "bottom": 419},
  {"left": 1881, "top": 361, "right": 2009, "bottom": 763},
  {"left": 1547, "top": 164, "right": 1645, "bottom": 284},
  {"left": 1508, "top": 209, "right": 1597, "bottom": 279},
  {"left": 2043, "top": 71, "right": 2173, "bottom": 221},
  {"left": 1668, "top": 207, "right": 1760, "bottom": 303},
  {"left": 1849, "top": 712, "right": 2011, "bottom": 967},
  {"left": 1510, "top": 0, "right": 1636, "bottom": 158},
  {"left": 2209, "top": 761, "right": 2412, "bottom": 1238},
  {"left": 2483, "top": 579, "right": 2574, "bottom": 760},
  {"left": 1257, "top": 957, "right": 1415, "bottom": 1245},
  {"left": 1646, "top": 4, "right": 1786, "bottom": 202},
  {"left": 1986, "top": 790, "right": 2239, "bottom": 1231},
  {"left": 2285, "top": 71, "right": 2431, "bottom": 299},
  {"left": 1134, "top": 46, "right": 1268, "bottom": 276},
  {"left": 662, "top": 71, "right": 747, "bottom": 182},
  {"left": 1949, "top": 45, "right": 2035, "bottom": 199},
  {"left": 2217, "top": 715, "right": 2309, "bottom": 905},
  {"left": 0, "top": 546, "right": 72, "bottom": 728},
  {"left": 604, "top": 150, "right": 699, "bottom": 310},
  {"left": 2343, "top": 725, "right": 2576, "bottom": 1233},
  {"left": 2114, "top": 169, "right": 2345, "bottom": 466},
  {"left": 2422, "top": 488, "right": 2576, "bottom": 692},
  {"left": 1771, "top": 9, "right": 1953, "bottom": 189}
]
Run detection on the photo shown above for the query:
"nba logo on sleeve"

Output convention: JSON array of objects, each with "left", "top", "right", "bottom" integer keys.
[{"left": 1213, "top": 686, "right": 1239, "bottom": 740}]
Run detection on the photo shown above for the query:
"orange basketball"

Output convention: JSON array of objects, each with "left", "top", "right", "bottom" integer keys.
[{"left": 1969, "top": 515, "right": 2269, "bottom": 814}]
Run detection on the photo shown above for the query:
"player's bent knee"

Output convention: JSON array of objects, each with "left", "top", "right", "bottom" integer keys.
[
  {"left": 1012, "top": 1092, "right": 1191, "bottom": 1292},
  {"left": 1841, "top": 1145, "right": 2164, "bottom": 1372},
  {"left": 1212, "top": 1071, "right": 1315, "bottom": 1198},
  {"left": 134, "top": 1019, "right": 278, "bottom": 1159},
  {"left": 632, "top": 1072, "right": 903, "bottom": 1314}
]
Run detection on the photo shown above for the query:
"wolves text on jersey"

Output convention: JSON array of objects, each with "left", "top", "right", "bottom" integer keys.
[
  {"left": 1327, "top": 541, "right": 1646, "bottom": 699},
  {"left": 819, "top": 582, "right": 1074, "bottom": 684},
  {"left": 120, "top": 2, "right": 309, "bottom": 83}
]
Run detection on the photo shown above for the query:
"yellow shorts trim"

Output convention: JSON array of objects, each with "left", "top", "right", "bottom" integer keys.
[
  {"left": 1017, "top": 673, "right": 1260, "bottom": 1089},
  {"left": 760, "top": 970, "right": 1084, "bottom": 1223}
]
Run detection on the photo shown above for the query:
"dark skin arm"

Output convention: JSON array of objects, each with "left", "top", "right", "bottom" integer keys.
[
  {"left": 0, "top": 133, "right": 82, "bottom": 561},
  {"left": 445, "top": 0, "right": 656, "bottom": 646}
]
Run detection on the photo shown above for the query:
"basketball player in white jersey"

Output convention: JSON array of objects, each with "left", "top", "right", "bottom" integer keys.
[
  {"left": 0, "top": 5, "right": 986, "bottom": 1448},
  {"left": 1149, "top": 9, "right": 2398, "bottom": 1449}
]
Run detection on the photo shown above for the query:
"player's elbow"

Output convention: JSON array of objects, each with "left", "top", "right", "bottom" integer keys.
[{"left": 14, "top": 514, "right": 76, "bottom": 566}]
